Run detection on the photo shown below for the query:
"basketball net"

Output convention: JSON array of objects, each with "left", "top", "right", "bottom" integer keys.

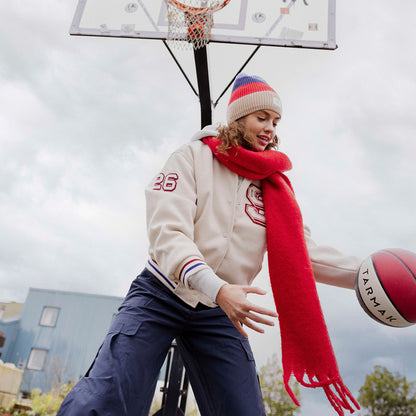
[{"left": 164, "top": 0, "right": 230, "bottom": 50}]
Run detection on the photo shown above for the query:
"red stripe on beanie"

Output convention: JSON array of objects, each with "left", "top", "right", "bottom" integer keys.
[{"left": 229, "top": 82, "right": 276, "bottom": 105}]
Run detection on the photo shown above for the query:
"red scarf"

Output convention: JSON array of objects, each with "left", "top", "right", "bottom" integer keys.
[{"left": 203, "top": 137, "right": 359, "bottom": 415}]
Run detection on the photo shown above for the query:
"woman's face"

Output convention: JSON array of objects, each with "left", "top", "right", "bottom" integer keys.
[{"left": 242, "top": 110, "right": 280, "bottom": 152}]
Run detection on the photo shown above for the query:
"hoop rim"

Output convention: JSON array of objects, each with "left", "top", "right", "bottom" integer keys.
[{"left": 166, "top": 0, "right": 231, "bottom": 15}]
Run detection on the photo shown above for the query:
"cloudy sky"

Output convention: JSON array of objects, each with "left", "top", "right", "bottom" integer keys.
[{"left": 1, "top": 0, "right": 416, "bottom": 414}]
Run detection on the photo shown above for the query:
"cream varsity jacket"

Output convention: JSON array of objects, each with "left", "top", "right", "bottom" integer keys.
[{"left": 145, "top": 125, "right": 361, "bottom": 307}]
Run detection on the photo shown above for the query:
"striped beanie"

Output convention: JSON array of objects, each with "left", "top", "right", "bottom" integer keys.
[{"left": 226, "top": 73, "right": 282, "bottom": 124}]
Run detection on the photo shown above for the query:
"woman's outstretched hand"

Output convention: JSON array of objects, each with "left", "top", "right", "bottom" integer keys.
[{"left": 215, "top": 284, "right": 278, "bottom": 338}]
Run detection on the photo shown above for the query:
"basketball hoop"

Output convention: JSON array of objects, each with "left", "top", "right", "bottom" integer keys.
[{"left": 165, "top": 0, "right": 231, "bottom": 50}]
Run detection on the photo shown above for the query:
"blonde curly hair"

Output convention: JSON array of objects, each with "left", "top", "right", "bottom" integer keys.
[{"left": 216, "top": 119, "right": 279, "bottom": 154}]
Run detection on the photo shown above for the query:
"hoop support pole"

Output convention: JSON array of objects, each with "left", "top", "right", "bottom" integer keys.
[
  {"left": 163, "top": 40, "right": 199, "bottom": 97},
  {"left": 193, "top": 45, "right": 212, "bottom": 128},
  {"left": 214, "top": 45, "right": 261, "bottom": 108}
]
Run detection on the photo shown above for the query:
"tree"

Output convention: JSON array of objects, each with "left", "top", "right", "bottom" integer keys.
[
  {"left": 358, "top": 365, "right": 416, "bottom": 416},
  {"left": 259, "top": 354, "right": 300, "bottom": 416}
]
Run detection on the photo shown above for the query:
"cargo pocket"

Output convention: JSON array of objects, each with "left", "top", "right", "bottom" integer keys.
[
  {"left": 76, "top": 374, "right": 116, "bottom": 398},
  {"left": 108, "top": 312, "right": 143, "bottom": 336},
  {"left": 85, "top": 314, "right": 142, "bottom": 378}
]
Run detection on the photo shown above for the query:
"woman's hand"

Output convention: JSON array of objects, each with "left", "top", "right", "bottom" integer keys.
[{"left": 215, "top": 284, "right": 278, "bottom": 338}]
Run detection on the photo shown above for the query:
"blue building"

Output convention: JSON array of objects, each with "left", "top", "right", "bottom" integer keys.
[{"left": 0, "top": 288, "right": 123, "bottom": 394}]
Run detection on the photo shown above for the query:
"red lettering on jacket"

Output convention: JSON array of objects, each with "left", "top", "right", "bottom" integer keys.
[{"left": 245, "top": 184, "right": 266, "bottom": 227}]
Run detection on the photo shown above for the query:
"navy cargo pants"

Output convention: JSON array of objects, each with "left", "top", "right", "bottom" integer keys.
[{"left": 57, "top": 268, "right": 265, "bottom": 416}]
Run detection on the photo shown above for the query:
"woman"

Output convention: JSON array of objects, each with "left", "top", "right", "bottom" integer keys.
[{"left": 57, "top": 73, "right": 360, "bottom": 416}]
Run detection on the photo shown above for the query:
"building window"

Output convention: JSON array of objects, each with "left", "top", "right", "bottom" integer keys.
[
  {"left": 27, "top": 348, "right": 47, "bottom": 370},
  {"left": 39, "top": 307, "right": 59, "bottom": 327}
]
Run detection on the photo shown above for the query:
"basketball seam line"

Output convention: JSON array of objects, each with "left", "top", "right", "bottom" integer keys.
[
  {"left": 382, "top": 249, "right": 416, "bottom": 283},
  {"left": 370, "top": 256, "right": 411, "bottom": 324}
]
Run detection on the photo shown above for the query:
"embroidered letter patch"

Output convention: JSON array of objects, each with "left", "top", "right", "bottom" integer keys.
[{"left": 245, "top": 184, "right": 266, "bottom": 227}]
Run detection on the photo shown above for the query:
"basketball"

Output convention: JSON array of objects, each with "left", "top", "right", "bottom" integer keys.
[{"left": 355, "top": 248, "right": 416, "bottom": 328}]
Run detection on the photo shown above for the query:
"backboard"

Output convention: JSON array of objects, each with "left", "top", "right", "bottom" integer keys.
[{"left": 70, "top": 0, "right": 336, "bottom": 50}]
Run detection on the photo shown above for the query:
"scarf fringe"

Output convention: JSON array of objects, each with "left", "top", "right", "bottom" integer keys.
[{"left": 284, "top": 376, "right": 360, "bottom": 415}]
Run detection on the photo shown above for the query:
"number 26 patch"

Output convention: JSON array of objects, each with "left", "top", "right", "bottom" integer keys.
[{"left": 152, "top": 173, "right": 179, "bottom": 192}]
